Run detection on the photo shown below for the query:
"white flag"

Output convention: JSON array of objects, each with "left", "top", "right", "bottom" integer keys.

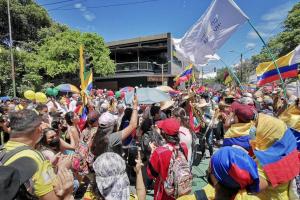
[{"left": 173, "top": 0, "right": 248, "bottom": 65}]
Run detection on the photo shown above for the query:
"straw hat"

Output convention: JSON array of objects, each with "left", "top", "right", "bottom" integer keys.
[
  {"left": 194, "top": 99, "right": 209, "bottom": 108},
  {"left": 160, "top": 100, "right": 175, "bottom": 110}
]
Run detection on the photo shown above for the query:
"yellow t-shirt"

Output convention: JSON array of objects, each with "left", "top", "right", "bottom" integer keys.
[
  {"left": 4, "top": 141, "right": 55, "bottom": 197},
  {"left": 256, "top": 164, "right": 289, "bottom": 200},
  {"left": 177, "top": 184, "right": 261, "bottom": 200}
]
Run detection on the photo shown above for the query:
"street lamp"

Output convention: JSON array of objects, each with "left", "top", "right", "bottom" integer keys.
[
  {"left": 229, "top": 48, "right": 254, "bottom": 83},
  {"left": 153, "top": 61, "right": 170, "bottom": 85}
]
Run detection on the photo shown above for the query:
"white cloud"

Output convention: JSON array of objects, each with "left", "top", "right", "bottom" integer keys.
[
  {"left": 74, "top": 3, "right": 82, "bottom": 9},
  {"left": 261, "top": 1, "right": 294, "bottom": 21},
  {"left": 245, "top": 43, "right": 256, "bottom": 49},
  {"left": 83, "top": 12, "right": 95, "bottom": 22},
  {"left": 247, "top": 30, "right": 273, "bottom": 39},
  {"left": 247, "top": 1, "right": 294, "bottom": 40},
  {"left": 74, "top": 3, "right": 95, "bottom": 22}
]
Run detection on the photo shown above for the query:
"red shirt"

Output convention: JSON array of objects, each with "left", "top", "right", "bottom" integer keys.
[{"left": 147, "top": 143, "right": 188, "bottom": 200}]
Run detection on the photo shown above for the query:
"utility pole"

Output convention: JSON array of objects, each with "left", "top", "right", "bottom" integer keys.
[
  {"left": 240, "top": 53, "right": 243, "bottom": 83},
  {"left": 201, "top": 66, "right": 204, "bottom": 85},
  {"left": 7, "top": 0, "right": 16, "bottom": 97},
  {"left": 161, "top": 64, "right": 164, "bottom": 85}
]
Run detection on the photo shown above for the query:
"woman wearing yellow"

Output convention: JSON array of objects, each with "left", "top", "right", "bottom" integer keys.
[{"left": 251, "top": 114, "right": 299, "bottom": 200}]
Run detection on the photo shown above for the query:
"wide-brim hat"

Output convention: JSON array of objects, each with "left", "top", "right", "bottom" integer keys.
[
  {"left": 195, "top": 99, "right": 209, "bottom": 108},
  {"left": 160, "top": 100, "right": 175, "bottom": 111}
]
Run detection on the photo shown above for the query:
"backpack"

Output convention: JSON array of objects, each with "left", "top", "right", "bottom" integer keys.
[
  {"left": 163, "top": 144, "right": 193, "bottom": 198},
  {"left": 0, "top": 145, "right": 38, "bottom": 200},
  {"left": 0, "top": 145, "right": 31, "bottom": 165}
]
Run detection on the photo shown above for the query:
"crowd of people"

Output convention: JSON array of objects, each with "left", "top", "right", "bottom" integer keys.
[{"left": 0, "top": 85, "right": 299, "bottom": 200}]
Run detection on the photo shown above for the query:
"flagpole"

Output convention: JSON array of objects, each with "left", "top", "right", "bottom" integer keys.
[
  {"left": 247, "top": 20, "right": 287, "bottom": 98},
  {"left": 219, "top": 59, "right": 245, "bottom": 90}
]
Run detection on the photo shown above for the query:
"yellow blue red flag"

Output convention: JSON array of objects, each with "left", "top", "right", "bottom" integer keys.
[
  {"left": 256, "top": 45, "right": 300, "bottom": 86},
  {"left": 174, "top": 64, "right": 193, "bottom": 85}
]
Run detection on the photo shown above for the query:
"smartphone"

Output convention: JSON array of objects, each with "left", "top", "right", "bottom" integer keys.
[{"left": 134, "top": 87, "right": 137, "bottom": 95}]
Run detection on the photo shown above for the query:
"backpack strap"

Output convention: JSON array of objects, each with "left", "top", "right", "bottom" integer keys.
[
  {"left": 0, "top": 145, "right": 32, "bottom": 165},
  {"left": 194, "top": 189, "right": 208, "bottom": 200}
]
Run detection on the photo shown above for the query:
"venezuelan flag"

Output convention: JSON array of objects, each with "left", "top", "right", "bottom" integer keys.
[
  {"left": 174, "top": 64, "right": 193, "bottom": 85},
  {"left": 254, "top": 128, "right": 300, "bottom": 187},
  {"left": 279, "top": 104, "right": 300, "bottom": 151},
  {"left": 256, "top": 45, "right": 300, "bottom": 86},
  {"left": 223, "top": 123, "right": 252, "bottom": 151}
]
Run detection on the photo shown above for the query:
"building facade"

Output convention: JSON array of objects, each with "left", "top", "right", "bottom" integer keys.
[{"left": 94, "top": 33, "right": 183, "bottom": 90}]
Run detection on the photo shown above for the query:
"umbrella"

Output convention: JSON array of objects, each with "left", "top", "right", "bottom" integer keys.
[
  {"left": 55, "top": 84, "right": 80, "bottom": 93},
  {"left": 156, "top": 85, "right": 175, "bottom": 93},
  {"left": 125, "top": 88, "right": 171, "bottom": 105},
  {"left": 120, "top": 86, "right": 134, "bottom": 93},
  {"left": 0, "top": 96, "right": 10, "bottom": 102}
]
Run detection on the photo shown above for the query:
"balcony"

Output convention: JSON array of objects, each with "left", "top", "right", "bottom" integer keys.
[{"left": 115, "top": 61, "right": 168, "bottom": 73}]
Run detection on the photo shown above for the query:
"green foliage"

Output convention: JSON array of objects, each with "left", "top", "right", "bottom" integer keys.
[
  {"left": 214, "top": 68, "right": 227, "bottom": 84},
  {"left": 0, "top": 45, "right": 42, "bottom": 96},
  {"left": 27, "top": 30, "right": 115, "bottom": 78},
  {"left": 251, "top": 2, "right": 300, "bottom": 65},
  {"left": 0, "top": 0, "right": 51, "bottom": 44},
  {"left": 0, "top": 0, "right": 115, "bottom": 96}
]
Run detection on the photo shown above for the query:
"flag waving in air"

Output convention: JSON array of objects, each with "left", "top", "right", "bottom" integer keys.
[
  {"left": 78, "top": 45, "right": 93, "bottom": 130},
  {"left": 173, "top": 0, "right": 248, "bottom": 65},
  {"left": 80, "top": 46, "right": 93, "bottom": 95},
  {"left": 256, "top": 45, "right": 300, "bottom": 86},
  {"left": 174, "top": 64, "right": 193, "bottom": 86}
]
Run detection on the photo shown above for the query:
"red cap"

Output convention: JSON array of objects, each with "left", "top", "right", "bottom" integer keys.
[
  {"left": 107, "top": 90, "right": 114, "bottom": 97},
  {"left": 121, "top": 92, "right": 125, "bottom": 99},
  {"left": 156, "top": 118, "right": 180, "bottom": 136}
]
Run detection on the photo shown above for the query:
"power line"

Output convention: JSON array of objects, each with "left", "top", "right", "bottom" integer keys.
[
  {"left": 45, "top": 0, "right": 86, "bottom": 10},
  {"left": 40, "top": 0, "right": 80, "bottom": 6},
  {"left": 48, "top": 0, "right": 161, "bottom": 11}
]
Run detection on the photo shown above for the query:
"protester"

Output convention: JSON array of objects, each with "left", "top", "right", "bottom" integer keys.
[
  {"left": 65, "top": 111, "right": 80, "bottom": 151},
  {"left": 147, "top": 118, "right": 191, "bottom": 200},
  {"left": 250, "top": 113, "right": 300, "bottom": 199},
  {"left": 83, "top": 151, "right": 146, "bottom": 200},
  {"left": 91, "top": 95, "right": 138, "bottom": 156},
  {"left": 2, "top": 80, "right": 300, "bottom": 200},
  {"left": 1, "top": 109, "right": 74, "bottom": 199},
  {"left": 173, "top": 107, "right": 193, "bottom": 167}
]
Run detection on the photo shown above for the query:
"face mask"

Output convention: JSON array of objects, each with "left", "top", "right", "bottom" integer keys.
[
  {"left": 49, "top": 138, "right": 60, "bottom": 148},
  {"left": 249, "top": 126, "right": 257, "bottom": 139}
]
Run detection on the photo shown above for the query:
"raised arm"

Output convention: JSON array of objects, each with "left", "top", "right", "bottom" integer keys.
[{"left": 121, "top": 95, "right": 138, "bottom": 141}]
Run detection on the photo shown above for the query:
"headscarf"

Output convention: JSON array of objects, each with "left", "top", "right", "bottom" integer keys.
[
  {"left": 251, "top": 113, "right": 300, "bottom": 187},
  {"left": 251, "top": 113, "right": 287, "bottom": 150},
  {"left": 224, "top": 122, "right": 252, "bottom": 138},
  {"left": 211, "top": 146, "right": 260, "bottom": 193},
  {"left": 223, "top": 122, "right": 253, "bottom": 151},
  {"left": 279, "top": 104, "right": 300, "bottom": 132},
  {"left": 93, "top": 152, "right": 130, "bottom": 200}
]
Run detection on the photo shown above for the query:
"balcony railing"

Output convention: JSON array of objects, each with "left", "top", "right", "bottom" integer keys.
[{"left": 115, "top": 61, "right": 168, "bottom": 73}]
